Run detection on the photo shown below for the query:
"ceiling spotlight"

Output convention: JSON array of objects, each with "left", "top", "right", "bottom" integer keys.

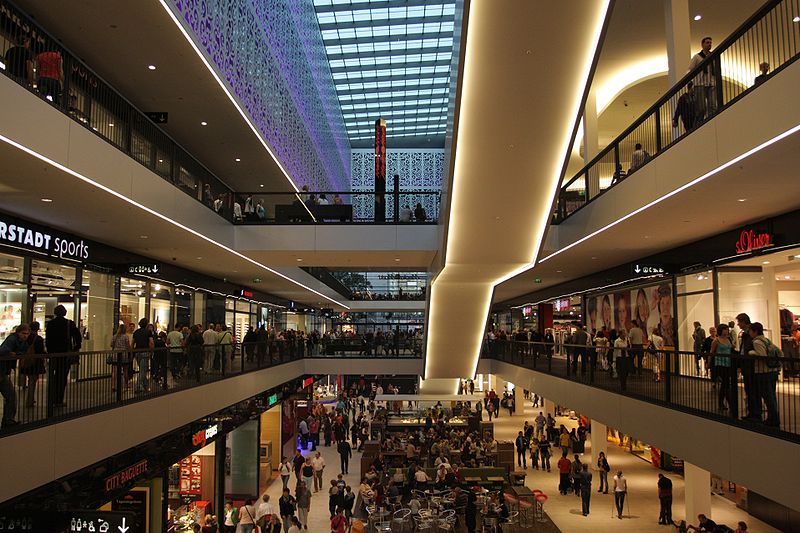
[
  {"left": 794, "top": 16, "right": 800, "bottom": 22},
  {"left": 259, "top": 184, "right": 264, "bottom": 188},
  {"left": 158, "top": 159, "right": 163, "bottom": 163},
  {"left": 108, "top": 123, "right": 114, "bottom": 127},
  {"left": 200, "top": 121, "right": 208, "bottom": 126},
  {"left": 235, "top": 158, "right": 241, "bottom": 162},
  {"left": 762, "top": 261, "right": 770, "bottom": 265},
  {"left": 41, "top": 198, "right": 53, "bottom": 203},
  {"left": 394, "top": 258, "right": 400, "bottom": 262},
  {"left": 785, "top": 275, "right": 792, "bottom": 280},
  {"left": 139, "top": 235, "right": 148, "bottom": 239},
  {"left": 196, "top": 257, "right": 203, "bottom": 260},
  {"left": 296, "top": 258, "right": 303, "bottom": 262},
  {"left": 148, "top": 65, "right": 156, "bottom": 70},
  {"left": 737, "top": 198, "right": 747, "bottom": 202},
  {"left": 694, "top": 14, "right": 702, "bottom": 21}
]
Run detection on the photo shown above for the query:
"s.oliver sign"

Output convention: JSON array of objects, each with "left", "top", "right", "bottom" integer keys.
[{"left": 0, "top": 215, "right": 90, "bottom": 261}]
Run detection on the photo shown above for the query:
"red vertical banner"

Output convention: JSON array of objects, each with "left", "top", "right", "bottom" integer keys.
[
  {"left": 537, "top": 303, "right": 553, "bottom": 336},
  {"left": 374, "top": 118, "right": 387, "bottom": 180}
]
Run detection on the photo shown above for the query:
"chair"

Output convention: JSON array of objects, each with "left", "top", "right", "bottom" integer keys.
[{"left": 391, "top": 508, "right": 411, "bottom": 533}]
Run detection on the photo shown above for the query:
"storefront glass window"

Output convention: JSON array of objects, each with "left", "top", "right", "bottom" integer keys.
[
  {"left": 120, "top": 277, "right": 146, "bottom": 329},
  {"left": 676, "top": 271, "right": 713, "bottom": 293},
  {"left": 0, "top": 283, "right": 27, "bottom": 342},
  {"left": 193, "top": 292, "right": 206, "bottom": 327},
  {"left": 81, "top": 270, "right": 115, "bottom": 352},
  {"left": 235, "top": 300, "right": 249, "bottom": 313},
  {"left": 31, "top": 261, "right": 77, "bottom": 337},
  {"left": 151, "top": 283, "right": 173, "bottom": 333},
  {"left": 718, "top": 269, "right": 774, "bottom": 336},
  {"left": 0, "top": 252, "right": 25, "bottom": 282},
  {"left": 676, "top": 292, "right": 715, "bottom": 374},
  {"left": 175, "top": 288, "right": 192, "bottom": 329},
  {"left": 225, "top": 298, "right": 235, "bottom": 311}
]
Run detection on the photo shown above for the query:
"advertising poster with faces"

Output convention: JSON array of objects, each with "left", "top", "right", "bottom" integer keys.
[{"left": 586, "top": 282, "right": 676, "bottom": 347}]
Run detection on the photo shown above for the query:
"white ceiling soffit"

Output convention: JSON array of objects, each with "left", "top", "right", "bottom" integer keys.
[{"left": 423, "top": 0, "right": 611, "bottom": 390}]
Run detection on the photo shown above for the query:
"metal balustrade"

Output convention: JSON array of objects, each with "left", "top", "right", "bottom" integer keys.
[
  {"left": 555, "top": 0, "right": 800, "bottom": 223},
  {"left": 483, "top": 340, "right": 800, "bottom": 443}
]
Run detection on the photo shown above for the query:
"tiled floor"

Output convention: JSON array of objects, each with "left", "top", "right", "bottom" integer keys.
[{"left": 490, "top": 402, "right": 781, "bottom": 533}]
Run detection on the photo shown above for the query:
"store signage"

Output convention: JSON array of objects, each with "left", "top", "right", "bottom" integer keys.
[
  {"left": 735, "top": 229, "right": 773, "bottom": 254},
  {"left": 553, "top": 298, "right": 570, "bottom": 312},
  {"left": 521, "top": 306, "right": 533, "bottom": 318},
  {"left": 179, "top": 456, "right": 203, "bottom": 496},
  {"left": 302, "top": 377, "right": 314, "bottom": 388},
  {"left": 104, "top": 459, "right": 149, "bottom": 492},
  {"left": 632, "top": 263, "right": 667, "bottom": 275},
  {"left": 240, "top": 289, "right": 254, "bottom": 298},
  {"left": 0, "top": 215, "right": 90, "bottom": 260},
  {"left": 127, "top": 263, "right": 160, "bottom": 275},
  {"left": 145, "top": 111, "right": 168, "bottom": 124},
  {"left": 192, "top": 423, "right": 220, "bottom": 447}
]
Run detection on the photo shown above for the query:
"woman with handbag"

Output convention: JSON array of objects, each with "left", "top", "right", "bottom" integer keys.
[
  {"left": 110, "top": 324, "right": 132, "bottom": 392},
  {"left": 239, "top": 499, "right": 257, "bottom": 533},
  {"left": 20, "top": 321, "right": 46, "bottom": 408}
]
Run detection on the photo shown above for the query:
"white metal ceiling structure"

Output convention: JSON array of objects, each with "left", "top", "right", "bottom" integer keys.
[
  {"left": 313, "top": 0, "right": 457, "bottom": 146},
  {"left": 422, "top": 0, "right": 612, "bottom": 392}
]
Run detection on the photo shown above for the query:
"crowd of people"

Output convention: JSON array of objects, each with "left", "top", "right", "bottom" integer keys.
[
  {"left": 349, "top": 288, "right": 425, "bottom": 301},
  {"left": 485, "top": 309, "right": 785, "bottom": 428}
]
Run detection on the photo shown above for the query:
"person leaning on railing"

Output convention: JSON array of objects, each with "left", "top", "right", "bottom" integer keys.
[
  {"left": 748, "top": 322, "right": 781, "bottom": 427},
  {"left": 0, "top": 323, "right": 31, "bottom": 429},
  {"left": 20, "top": 321, "right": 46, "bottom": 408},
  {"left": 110, "top": 323, "right": 132, "bottom": 392}
]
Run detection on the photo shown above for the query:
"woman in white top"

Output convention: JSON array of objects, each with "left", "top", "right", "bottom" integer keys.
[
  {"left": 614, "top": 330, "right": 630, "bottom": 388},
  {"left": 287, "top": 516, "right": 302, "bottom": 533},
  {"left": 238, "top": 499, "right": 256, "bottom": 533},
  {"left": 649, "top": 328, "right": 664, "bottom": 382},
  {"left": 279, "top": 457, "right": 292, "bottom": 490}
]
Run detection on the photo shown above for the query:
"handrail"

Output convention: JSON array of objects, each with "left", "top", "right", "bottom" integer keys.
[
  {"left": 0, "top": 340, "right": 423, "bottom": 437},
  {"left": 482, "top": 339, "right": 800, "bottom": 443},
  {"left": 0, "top": 0, "right": 237, "bottom": 221},
  {"left": 554, "top": 0, "right": 800, "bottom": 223}
]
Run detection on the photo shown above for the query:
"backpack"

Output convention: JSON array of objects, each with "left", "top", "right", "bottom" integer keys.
[{"left": 764, "top": 338, "right": 784, "bottom": 369}]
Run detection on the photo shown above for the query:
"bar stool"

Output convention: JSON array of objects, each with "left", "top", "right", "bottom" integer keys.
[{"left": 534, "top": 493, "right": 548, "bottom": 522}]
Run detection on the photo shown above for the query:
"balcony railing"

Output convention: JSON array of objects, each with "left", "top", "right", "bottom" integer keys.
[
  {"left": 483, "top": 340, "right": 800, "bottom": 443},
  {"left": 554, "top": 0, "right": 800, "bottom": 223},
  {"left": 0, "top": 0, "right": 236, "bottom": 220},
  {"left": 0, "top": 339, "right": 422, "bottom": 438},
  {"left": 233, "top": 191, "right": 440, "bottom": 224}
]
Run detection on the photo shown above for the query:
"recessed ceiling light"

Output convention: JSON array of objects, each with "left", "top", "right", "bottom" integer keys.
[
  {"left": 235, "top": 158, "right": 241, "bottom": 162},
  {"left": 737, "top": 198, "right": 747, "bottom": 202},
  {"left": 296, "top": 258, "right": 303, "bottom": 262},
  {"left": 148, "top": 65, "right": 156, "bottom": 70},
  {"left": 694, "top": 14, "right": 702, "bottom": 21},
  {"left": 259, "top": 184, "right": 264, "bottom": 188},
  {"left": 762, "top": 261, "right": 770, "bottom": 264},
  {"left": 794, "top": 16, "right": 800, "bottom": 22},
  {"left": 40, "top": 198, "right": 53, "bottom": 203},
  {"left": 785, "top": 275, "right": 791, "bottom": 279},
  {"left": 200, "top": 121, "right": 208, "bottom": 126},
  {"left": 394, "top": 258, "right": 400, "bottom": 262},
  {"left": 139, "top": 235, "right": 148, "bottom": 239},
  {"left": 108, "top": 123, "right": 114, "bottom": 127},
  {"left": 556, "top": 270, "right": 562, "bottom": 273},
  {"left": 196, "top": 257, "right": 203, "bottom": 260},
  {"left": 158, "top": 159, "right": 163, "bottom": 163}
]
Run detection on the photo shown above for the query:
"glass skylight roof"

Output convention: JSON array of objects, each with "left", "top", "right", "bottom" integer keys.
[{"left": 313, "top": 0, "right": 457, "bottom": 144}]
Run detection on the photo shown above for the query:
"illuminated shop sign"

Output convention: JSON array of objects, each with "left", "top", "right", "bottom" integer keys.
[
  {"left": 104, "top": 459, "right": 149, "bottom": 492},
  {"left": 240, "top": 289, "right": 254, "bottom": 298},
  {"left": 302, "top": 377, "right": 314, "bottom": 388},
  {"left": 191, "top": 424, "right": 220, "bottom": 447},
  {"left": 0, "top": 215, "right": 90, "bottom": 260},
  {"left": 553, "top": 299, "right": 570, "bottom": 312},
  {"left": 735, "top": 229, "right": 773, "bottom": 254},
  {"left": 268, "top": 394, "right": 279, "bottom": 406}
]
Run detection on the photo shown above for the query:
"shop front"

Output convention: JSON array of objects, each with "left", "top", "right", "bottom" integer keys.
[{"left": 0, "top": 211, "right": 283, "bottom": 348}]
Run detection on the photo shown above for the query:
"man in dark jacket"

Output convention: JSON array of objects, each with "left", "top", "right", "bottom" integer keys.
[
  {"left": 737, "top": 313, "right": 757, "bottom": 420},
  {"left": 658, "top": 473, "right": 673, "bottom": 525},
  {"left": 45, "top": 305, "right": 81, "bottom": 414},
  {"left": 0, "top": 324, "right": 30, "bottom": 428},
  {"left": 672, "top": 82, "right": 697, "bottom": 132},
  {"left": 338, "top": 439, "right": 352, "bottom": 475}
]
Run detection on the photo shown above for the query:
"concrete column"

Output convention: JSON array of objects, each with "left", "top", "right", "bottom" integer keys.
[
  {"left": 589, "top": 420, "right": 608, "bottom": 470},
  {"left": 583, "top": 88, "right": 600, "bottom": 198},
  {"left": 664, "top": 0, "right": 692, "bottom": 85},
  {"left": 514, "top": 384, "right": 526, "bottom": 417},
  {"left": 684, "top": 462, "right": 712, "bottom": 522},
  {"left": 544, "top": 398, "right": 555, "bottom": 417}
]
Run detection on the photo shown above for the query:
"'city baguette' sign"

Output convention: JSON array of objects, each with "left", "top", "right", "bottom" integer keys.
[
  {"left": 104, "top": 459, "right": 149, "bottom": 492},
  {"left": 735, "top": 229, "right": 772, "bottom": 254}
]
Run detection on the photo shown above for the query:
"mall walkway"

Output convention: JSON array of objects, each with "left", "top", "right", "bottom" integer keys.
[{"left": 491, "top": 401, "right": 780, "bottom": 532}]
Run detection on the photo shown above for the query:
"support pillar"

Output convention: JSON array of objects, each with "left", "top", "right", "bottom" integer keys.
[
  {"left": 684, "top": 462, "right": 712, "bottom": 522},
  {"left": 589, "top": 420, "right": 608, "bottom": 470},
  {"left": 544, "top": 399, "right": 555, "bottom": 417},
  {"left": 583, "top": 88, "right": 600, "bottom": 198},
  {"left": 514, "top": 384, "right": 525, "bottom": 417},
  {"left": 664, "top": 0, "right": 692, "bottom": 85}
]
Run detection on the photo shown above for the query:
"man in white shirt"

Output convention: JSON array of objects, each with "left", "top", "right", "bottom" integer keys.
[
  {"left": 255, "top": 494, "right": 275, "bottom": 526},
  {"left": 628, "top": 320, "right": 645, "bottom": 376},
  {"left": 166, "top": 324, "right": 184, "bottom": 382},
  {"left": 629, "top": 143, "right": 650, "bottom": 172},
  {"left": 613, "top": 471, "right": 627, "bottom": 519},
  {"left": 399, "top": 205, "right": 412, "bottom": 222},
  {"left": 202, "top": 324, "right": 218, "bottom": 373},
  {"left": 688, "top": 37, "right": 717, "bottom": 121},
  {"left": 311, "top": 451, "right": 326, "bottom": 492}
]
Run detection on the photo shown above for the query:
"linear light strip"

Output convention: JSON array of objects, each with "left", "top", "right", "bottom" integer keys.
[
  {"left": 539, "top": 123, "right": 800, "bottom": 264},
  {"left": 0, "top": 133, "right": 349, "bottom": 310},
  {"left": 156, "top": 1, "right": 316, "bottom": 223},
  {"left": 425, "top": 0, "right": 612, "bottom": 384}
]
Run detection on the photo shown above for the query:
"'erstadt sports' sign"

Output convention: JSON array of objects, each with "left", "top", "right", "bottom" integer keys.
[{"left": 0, "top": 214, "right": 90, "bottom": 260}]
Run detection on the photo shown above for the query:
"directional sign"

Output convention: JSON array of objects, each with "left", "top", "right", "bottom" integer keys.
[
  {"left": 632, "top": 263, "right": 668, "bottom": 275},
  {"left": 145, "top": 111, "right": 168, "bottom": 124},
  {"left": 0, "top": 510, "right": 138, "bottom": 533},
  {"left": 127, "top": 263, "right": 161, "bottom": 275}
]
